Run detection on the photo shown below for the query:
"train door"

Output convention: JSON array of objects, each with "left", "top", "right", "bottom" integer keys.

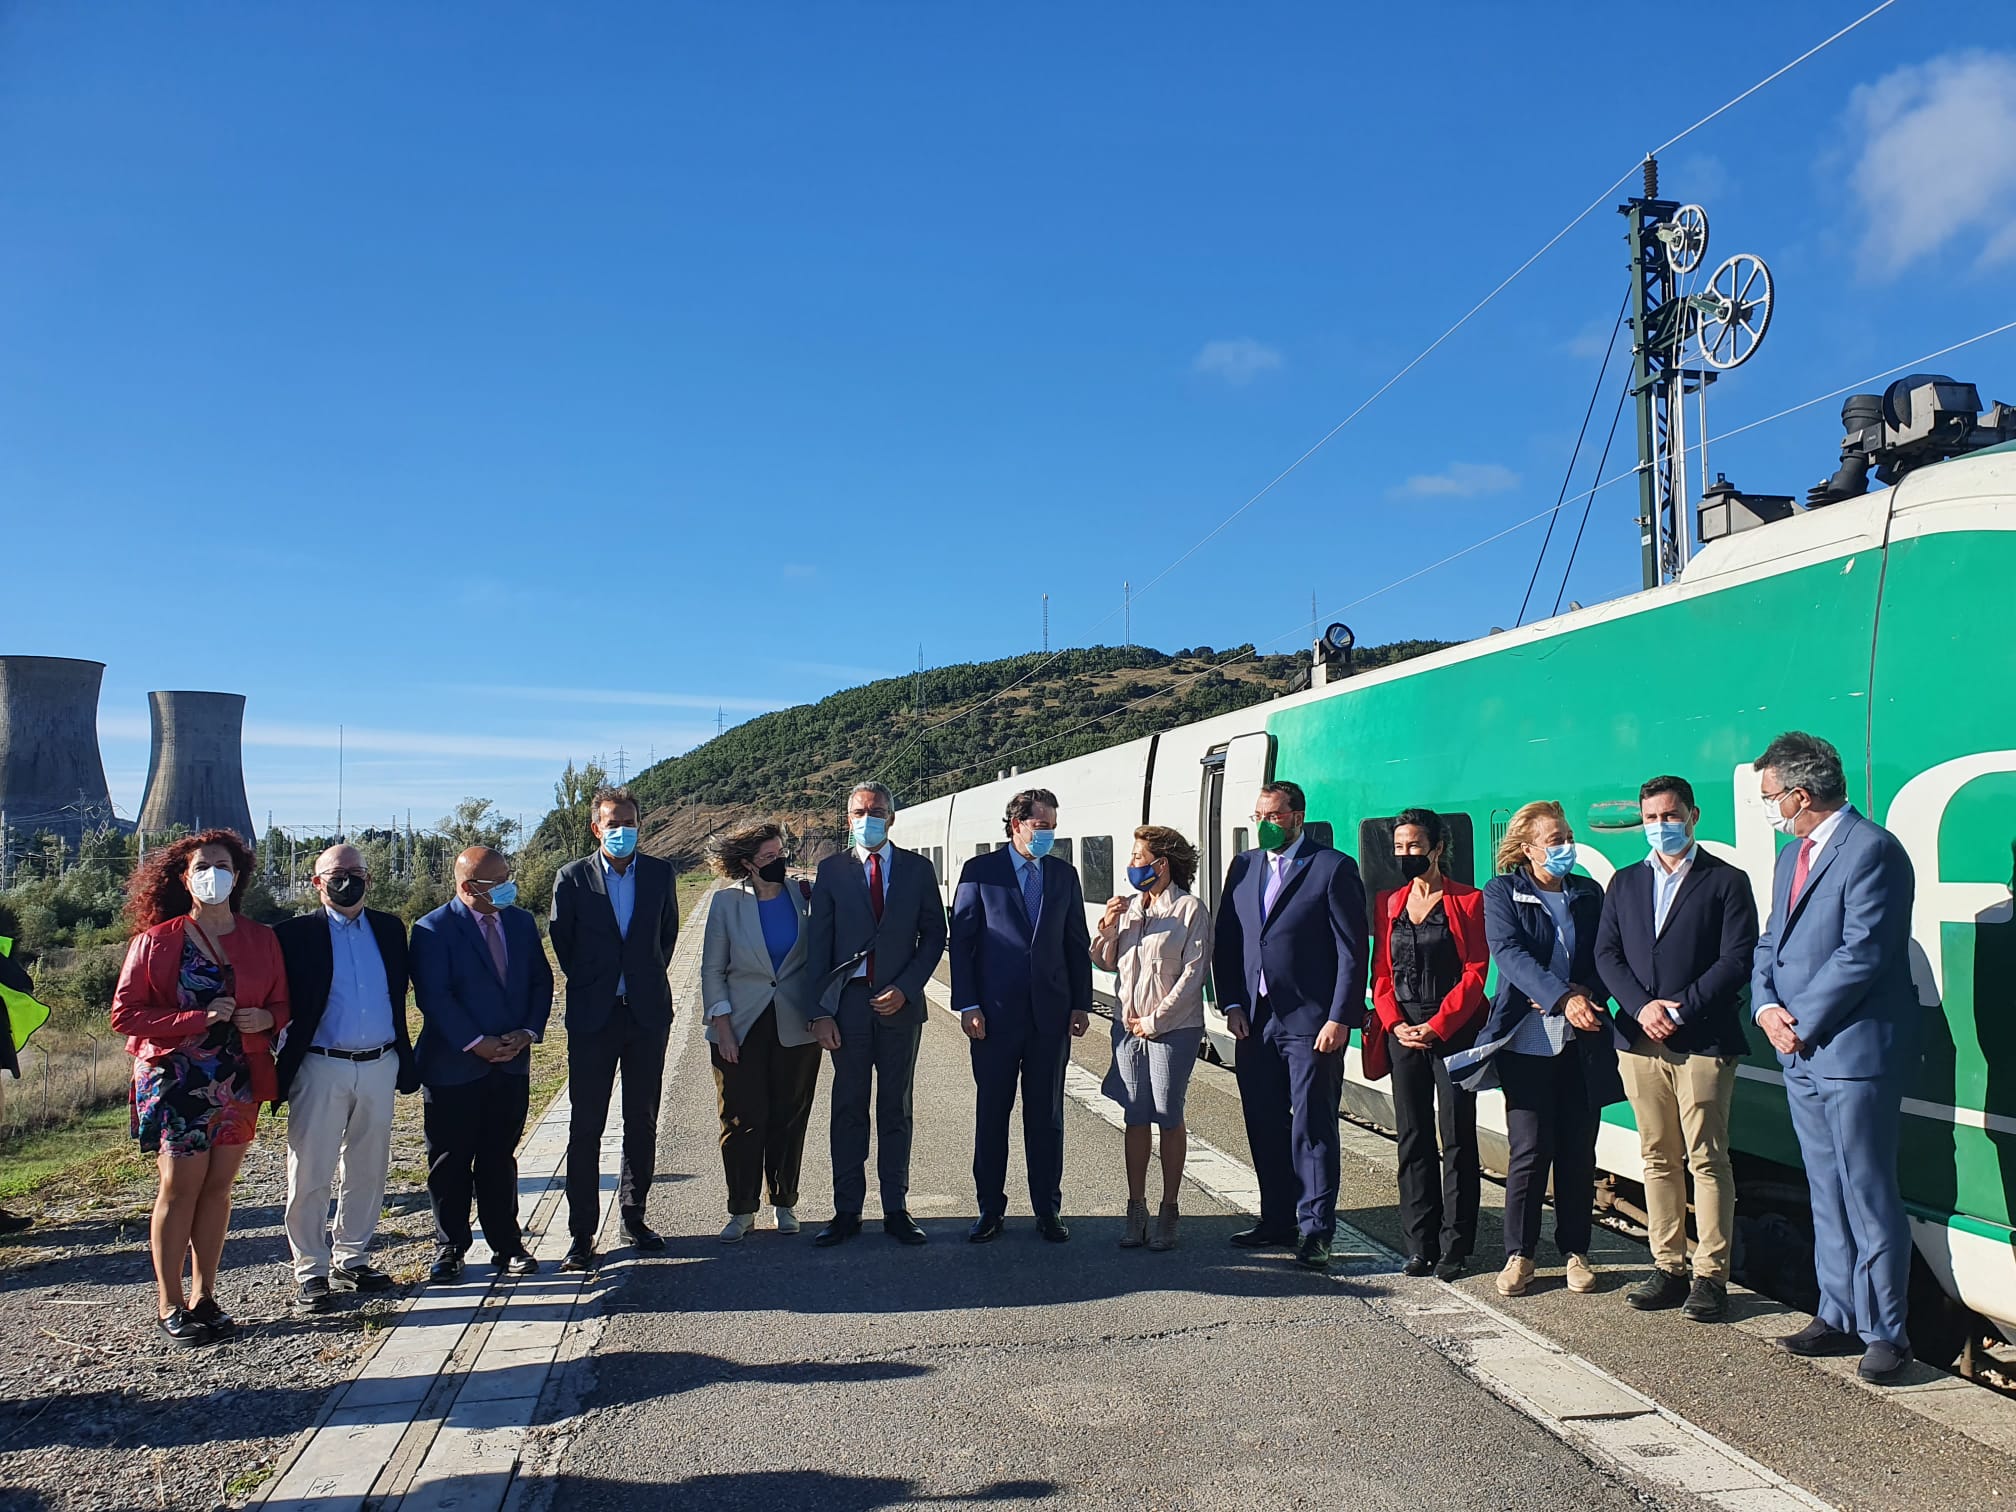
[{"left": 1201, "top": 732, "right": 1273, "bottom": 909}]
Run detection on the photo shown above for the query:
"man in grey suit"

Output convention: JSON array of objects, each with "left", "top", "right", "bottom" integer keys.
[
  {"left": 1750, "top": 732, "right": 1919, "bottom": 1384},
  {"left": 806, "top": 781, "right": 947, "bottom": 1247},
  {"left": 549, "top": 787, "right": 682, "bottom": 1272}
]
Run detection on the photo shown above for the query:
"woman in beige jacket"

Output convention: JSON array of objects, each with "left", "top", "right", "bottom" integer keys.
[
  {"left": 701, "top": 824, "right": 819, "bottom": 1243},
  {"left": 1091, "top": 825, "right": 1212, "bottom": 1251}
]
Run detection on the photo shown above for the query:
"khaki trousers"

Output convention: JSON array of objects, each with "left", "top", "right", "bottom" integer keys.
[
  {"left": 285, "top": 1050, "right": 399, "bottom": 1280},
  {"left": 1619, "top": 1044, "right": 1737, "bottom": 1281}
]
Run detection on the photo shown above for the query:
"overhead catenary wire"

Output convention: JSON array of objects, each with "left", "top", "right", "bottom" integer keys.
[
  {"left": 878, "top": 0, "right": 1907, "bottom": 789},
  {"left": 1551, "top": 381, "right": 1634, "bottom": 618}
]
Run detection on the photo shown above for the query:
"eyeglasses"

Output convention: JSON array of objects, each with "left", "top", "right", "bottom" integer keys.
[
  {"left": 1760, "top": 789, "right": 1797, "bottom": 806},
  {"left": 466, "top": 875, "right": 514, "bottom": 890},
  {"left": 318, "top": 870, "right": 368, "bottom": 882}
]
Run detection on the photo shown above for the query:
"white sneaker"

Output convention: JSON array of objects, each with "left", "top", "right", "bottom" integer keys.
[
  {"left": 719, "top": 1213, "right": 755, "bottom": 1244},
  {"left": 1497, "top": 1255, "right": 1535, "bottom": 1296},
  {"left": 1565, "top": 1253, "right": 1598, "bottom": 1293},
  {"left": 774, "top": 1206, "right": 800, "bottom": 1234}
]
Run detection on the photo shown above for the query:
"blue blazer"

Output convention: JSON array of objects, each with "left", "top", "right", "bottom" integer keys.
[
  {"left": 1210, "top": 839, "right": 1369, "bottom": 1035},
  {"left": 1454, "top": 871, "right": 1624, "bottom": 1106},
  {"left": 411, "top": 898, "right": 556, "bottom": 1088},
  {"left": 1749, "top": 807, "right": 1917, "bottom": 1081},
  {"left": 948, "top": 848, "right": 1093, "bottom": 1037}
]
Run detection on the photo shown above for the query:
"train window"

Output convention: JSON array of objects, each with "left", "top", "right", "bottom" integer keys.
[
  {"left": 928, "top": 847, "right": 942, "bottom": 882},
  {"left": 1081, "top": 835, "right": 1115, "bottom": 902},
  {"left": 1356, "top": 813, "right": 1478, "bottom": 910},
  {"left": 977, "top": 843, "right": 994, "bottom": 858},
  {"left": 995, "top": 841, "right": 1010, "bottom": 852},
  {"left": 1304, "top": 821, "right": 1334, "bottom": 850},
  {"left": 1052, "top": 837, "right": 1074, "bottom": 869},
  {"left": 1232, "top": 826, "right": 1249, "bottom": 857}
]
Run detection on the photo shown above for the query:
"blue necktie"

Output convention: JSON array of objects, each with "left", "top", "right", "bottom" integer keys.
[{"left": 1020, "top": 857, "right": 1042, "bottom": 924}]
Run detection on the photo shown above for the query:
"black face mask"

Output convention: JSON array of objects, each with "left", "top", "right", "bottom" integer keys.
[
  {"left": 756, "top": 858, "right": 788, "bottom": 885},
  {"left": 1396, "top": 854, "right": 1433, "bottom": 881},
  {"left": 324, "top": 874, "right": 367, "bottom": 908}
]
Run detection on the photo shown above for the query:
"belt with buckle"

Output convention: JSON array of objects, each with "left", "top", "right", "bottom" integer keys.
[{"left": 308, "top": 1043, "right": 397, "bottom": 1062}]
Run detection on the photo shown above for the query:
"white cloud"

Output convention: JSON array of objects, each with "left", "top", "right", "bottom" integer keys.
[
  {"left": 451, "top": 684, "right": 782, "bottom": 712},
  {"left": 1191, "top": 338, "right": 1283, "bottom": 386},
  {"left": 1389, "top": 462, "right": 1520, "bottom": 500},
  {"left": 1843, "top": 50, "right": 2016, "bottom": 277}
]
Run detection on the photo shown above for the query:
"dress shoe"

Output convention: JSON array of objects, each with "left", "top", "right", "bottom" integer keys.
[
  {"left": 1229, "top": 1224, "right": 1297, "bottom": 1249},
  {"left": 1627, "top": 1268, "right": 1690, "bottom": 1311},
  {"left": 1497, "top": 1256, "right": 1535, "bottom": 1296},
  {"left": 1036, "top": 1214, "right": 1070, "bottom": 1244},
  {"left": 719, "top": 1213, "right": 755, "bottom": 1244},
  {"left": 189, "top": 1297, "right": 235, "bottom": 1338},
  {"left": 156, "top": 1308, "right": 211, "bottom": 1347},
  {"left": 1858, "top": 1339, "right": 1913, "bottom": 1384},
  {"left": 560, "top": 1242, "right": 598, "bottom": 1273},
  {"left": 0, "top": 1208, "right": 33, "bottom": 1235},
  {"left": 968, "top": 1215, "right": 1004, "bottom": 1244},
  {"left": 883, "top": 1211, "right": 928, "bottom": 1246},
  {"left": 813, "top": 1214, "right": 861, "bottom": 1247},
  {"left": 1401, "top": 1254, "right": 1435, "bottom": 1278},
  {"left": 428, "top": 1254, "right": 464, "bottom": 1284},
  {"left": 1775, "top": 1317, "right": 1862, "bottom": 1357},
  {"left": 495, "top": 1252, "right": 539, "bottom": 1278},
  {"left": 296, "top": 1277, "right": 335, "bottom": 1313},
  {"left": 1683, "top": 1276, "right": 1729, "bottom": 1323},
  {"left": 1434, "top": 1255, "right": 1467, "bottom": 1282},
  {"left": 1295, "top": 1234, "right": 1332, "bottom": 1272},
  {"left": 774, "top": 1205, "right": 800, "bottom": 1234},
  {"left": 1564, "top": 1254, "right": 1598, "bottom": 1293},
  {"left": 622, "top": 1213, "right": 667, "bottom": 1252},
  {"left": 333, "top": 1262, "right": 394, "bottom": 1292}
]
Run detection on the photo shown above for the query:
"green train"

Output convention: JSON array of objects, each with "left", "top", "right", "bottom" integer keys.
[{"left": 901, "top": 385, "right": 2016, "bottom": 1365}]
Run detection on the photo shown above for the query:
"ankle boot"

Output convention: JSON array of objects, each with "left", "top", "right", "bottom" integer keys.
[
  {"left": 1148, "top": 1202, "right": 1180, "bottom": 1251},
  {"left": 1120, "top": 1198, "right": 1150, "bottom": 1247}
]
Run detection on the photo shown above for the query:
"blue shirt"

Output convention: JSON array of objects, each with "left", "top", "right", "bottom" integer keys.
[
  {"left": 758, "top": 892, "right": 799, "bottom": 972},
  {"left": 316, "top": 908, "right": 397, "bottom": 1052},
  {"left": 1011, "top": 847, "right": 1041, "bottom": 911},
  {"left": 601, "top": 851, "right": 636, "bottom": 996},
  {"left": 1506, "top": 883, "right": 1575, "bottom": 1058},
  {"left": 1649, "top": 845, "right": 1697, "bottom": 935}
]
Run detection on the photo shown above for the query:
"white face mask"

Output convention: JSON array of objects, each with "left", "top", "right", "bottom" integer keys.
[
  {"left": 1761, "top": 794, "right": 1802, "bottom": 837},
  {"left": 189, "top": 865, "right": 234, "bottom": 905}
]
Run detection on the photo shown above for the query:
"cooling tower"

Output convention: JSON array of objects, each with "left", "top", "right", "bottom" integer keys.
[
  {"left": 0, "top": 655, "right": 117, "bottom": 844},
  {"left": 137, "top": 691, "right": 255, "bottom": 841}
]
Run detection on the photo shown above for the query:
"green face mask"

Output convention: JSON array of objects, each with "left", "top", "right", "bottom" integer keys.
[{"left": 1257, "top": 819, "right": 1292, "bottom": 852}]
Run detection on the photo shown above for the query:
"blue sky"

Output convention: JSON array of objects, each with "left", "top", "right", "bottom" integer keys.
[{"left": 3, "top": 4, "right": 2013, "bottom": 833}]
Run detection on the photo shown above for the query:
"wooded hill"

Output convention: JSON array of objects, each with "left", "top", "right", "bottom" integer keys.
[{"left": 542, "top": 640, "right": 1452, "bottom": 869}]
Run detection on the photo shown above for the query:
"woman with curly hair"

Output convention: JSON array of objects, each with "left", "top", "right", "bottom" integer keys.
[{"left": 111, "top": 830, "right": 290, "bottom": 1346}]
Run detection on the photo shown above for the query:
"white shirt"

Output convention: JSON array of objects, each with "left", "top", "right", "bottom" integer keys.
[
  {"left": 850, "top": 843, "right": 895, "bottom": 980},
  {"left": 1752, "top": 804, "right": 1854, "bottom": 1022}
]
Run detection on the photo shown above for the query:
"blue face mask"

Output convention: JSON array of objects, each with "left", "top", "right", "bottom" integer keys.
[
  {"left": 851, "top": 816, "right": 888, "bottom": 850},
  {"left": 1643, "top": 820, "right": 1691, "bottom": 858},
  {"left": 1026, "top": 828, "right": 1055, "bottom": 859},
  {"left": 1538, "top": 843, "right": 1578, "bottom": 878},
  {"left": 602, "top": 826, "right": 639, "bottom": 859},
  {"left": 1126, "top": 863, "right": 1160, "bottom": 891},
  {"left": 484, "top": 880, "right": 518, "bottom": 910}
]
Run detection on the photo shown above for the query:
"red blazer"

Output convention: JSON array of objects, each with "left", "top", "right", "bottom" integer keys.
[
  {"left": 1367, "top": 880, "right": 1490, "bottom": 1069},
  {"left": 111, "top": 916, "right": 292, "bottom": 1104}
]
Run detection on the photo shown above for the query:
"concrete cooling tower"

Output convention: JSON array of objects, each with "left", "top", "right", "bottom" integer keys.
[
  {"left": 137, "top": 691, "right": 255, "bottom": 841},
  {"left": 0, "top": 655, "right": 117, "bottom": 843}
]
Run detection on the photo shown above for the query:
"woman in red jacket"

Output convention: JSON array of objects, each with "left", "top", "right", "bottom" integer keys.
[
  {"left": 111, "top": 830, "right": 289, "bottom": 1346},
  {"left": 1368, "top": 808, "right": 1489, "bottom": 1280}
]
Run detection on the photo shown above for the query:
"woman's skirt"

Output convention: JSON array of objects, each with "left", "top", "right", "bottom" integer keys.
[
  {"left": 1102, "top": 1022, "right": 1204, "bottom": 1128},
  {"left": 132, "top": 1026, "right": 259, "bottom": 1157}
]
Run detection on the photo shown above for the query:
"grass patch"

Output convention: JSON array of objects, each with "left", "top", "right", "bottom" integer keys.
[
  {"left": 0, "top": 1104, "right": 144, "bottom": 1202},
  {"left": 676, "top": 869, "right": 717, "bottom": 920},
  {"left": 223, "top": 1462, "right": 275, "bottom": 1501}
]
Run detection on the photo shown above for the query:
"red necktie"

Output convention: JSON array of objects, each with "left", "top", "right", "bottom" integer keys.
[
  {"left": 1788, "top": 838, "right": 1815, "bottom": 910},
  {"left": 867, "top": 851, "right": 885, "bottom": 986}
]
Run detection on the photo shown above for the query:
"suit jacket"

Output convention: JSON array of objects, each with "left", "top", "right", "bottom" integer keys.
[
  {"left": 1211, "top": 838, "right": 1370, "bottom": 1036},
  {"left": 806, "top": 845, "right": 948, "bottom": 1026},
  {"left": 272, "top": 907, "right": 417, "bottom": 1101},
  {"left": 549, "top": 851, "right": 680, "bottom": 1036},
  {"left": 1453, "top": 871, "right": 1624, "bottom": 1106},
  {"left": 410, "top": 898, "right": 556, "bottom": 1087},
  {"left": 1370, "top": 879, "right": 1490, "bottom": 1046},
  {"left": 1595, "top": 849, "right": 1759, "bottom": 1060},
  {"left": 701, "top": 879, "right": 817, "bottom": 1047},
  {"left": 1749, "top": 807, "right": 1917, "bottom": 1080},
  {"left": 948, "top": 847, "right": 1093, "bottom": 1037}
]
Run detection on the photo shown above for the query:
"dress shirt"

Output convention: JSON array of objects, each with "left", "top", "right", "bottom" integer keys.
[
  {"left": 1753, "top": 805, "right": 1855, "bottom": 1023},
  {"left": 315, "top": 907, "right": 397, "bottom": 1052},
  {"left": 1649, "top": 844, "right": 1697, "bottom": 936},
  {"left": 601, "top": 850, "right": 636, "bottom": 996},
  {"left": 850, "top": 843, "right": 895, "bottom": 980}
]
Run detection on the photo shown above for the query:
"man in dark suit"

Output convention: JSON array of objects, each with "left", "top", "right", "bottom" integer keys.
[
  {"left": 274, "top": 844, "right": 418, "bottom": 1312},
  {"left": 411, "top": 845, "right": 555, "bottom": 1282},
  {"left": 1213, "top": 780, "right": 1369, "bottom": 1271},
  {"left": 948, "top": 787, "right": 1092, "bottom": 1243},
  {"left": 549, "top": 787, "right": 681, "bottom": 1272},
  {"left": 1750, "top": 731, "right": 1919, "bottom": 1384},
  {"left": 805, "top": 781, "right": 948, "bottom": 1247},
  {"left": 1594, "top": 776, "right": 1759, "bottom": 1324}
]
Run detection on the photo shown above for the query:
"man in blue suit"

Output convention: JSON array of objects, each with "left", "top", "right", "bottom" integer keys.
[
  {"left": 1750, "top": 732, "right": 1919, "bottom": 1384},
  {"left": 1213, "top": 780, "right": 1369, "bottom": 1271},
  {"left": 949, "top": 788, "right": 1092, "bottom": 1244},
  {"left": 412, "top": 846, "right": 556, "bottom": 1283}
]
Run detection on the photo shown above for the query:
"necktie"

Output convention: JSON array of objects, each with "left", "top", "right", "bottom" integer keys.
[
  {"left": 1263, "top": 853, "right": 1286, "bottom": 918},
  {"left": 1788, "top": 837, "right": 1816, "bottom": 910},
  {"left": 867, "top": 851, "right": 885, "bottom": 985},
  {"left": 1020, "top": 855, "right": 1042, "bottom": 924},
  {"left": 480, "top": 911, "right": 508, "bottom": 981}
]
